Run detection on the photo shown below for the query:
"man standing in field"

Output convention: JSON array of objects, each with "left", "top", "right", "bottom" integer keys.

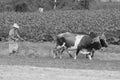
[{"left": 8, "top": 23, "right": 24, "bottom": 55}]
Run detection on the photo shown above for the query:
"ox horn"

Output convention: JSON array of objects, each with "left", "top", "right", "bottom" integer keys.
[
  {"left": 100, "top": 32, "right": 106, "bottom": 39},
  {"left": 92, "top": 36, "right": 100, "bottom": 43}
]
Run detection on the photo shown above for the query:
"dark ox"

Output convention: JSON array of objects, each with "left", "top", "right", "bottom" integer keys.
[{"left": 53, "top": 32, "right": 108, "bottom": 60}]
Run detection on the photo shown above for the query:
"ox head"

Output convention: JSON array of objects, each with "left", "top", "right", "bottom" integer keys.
[
  {"left": 56, "top": 37, "right": 65, "bottom": 46},
  {"left": 99, "top": 32, "right": 108, "bottom": 48},
  {"left": 89, "top": 31, "right": 98, "bottom": 39},
  {"left": 92, "top": 32, "right": 108, "bottom": 50}
]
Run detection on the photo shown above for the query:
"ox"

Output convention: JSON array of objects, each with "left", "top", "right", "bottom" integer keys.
[{"left": 53, "top": 32, "right": 108, "bottom": 60}]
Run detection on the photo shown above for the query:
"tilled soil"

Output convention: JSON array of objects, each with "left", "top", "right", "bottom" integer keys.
[
  {"left": 0, "top": 55, "right": 119, "bottom": 71},
  {"left": 0, "top": 42, "right": 120, "bottom": 80}
]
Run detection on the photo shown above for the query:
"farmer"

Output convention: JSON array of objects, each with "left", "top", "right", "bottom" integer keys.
[{"left": 8, "top": 23, "right": 24, "bottom": 55}]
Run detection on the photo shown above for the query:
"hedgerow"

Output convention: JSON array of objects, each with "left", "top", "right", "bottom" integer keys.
[{"left": 0, "top": 9, "right": 120, "bottom": 42}]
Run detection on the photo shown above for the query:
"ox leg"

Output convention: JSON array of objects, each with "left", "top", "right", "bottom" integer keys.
[
  {"left": 66, "top": 50, "right": 73, "bottom": 58},
  {"left": 86, "top": 49, "right": 93, "bottom": 60},
  {"left": 86, "top": 49, "right": 94, "bottom": 58},
  {"left": 91, "top": 49, "right": 95, "bottom": 58},
  {"left": 53, "top": 43, "right": 65, "bottom": 59},
  {"left": 86, "top": 54, "right": 88, "bottom": 58},
  {"left": 74, "top": 48, "right": 80, "bottom": 60},
  {"left": 88, "top": 52, "right": 92, "bottom": 60},
  {"left": 86, "top": 52, "right": 92, "bottom": 60},
  {"left": 53, "top": 48, "right": 58, "bottom": 59},
  {"left": 59, "top": 51, "right": 62, "bottom": 59},
  {"left": 59, "top": 48, "right": 65, "bottom": 59}
]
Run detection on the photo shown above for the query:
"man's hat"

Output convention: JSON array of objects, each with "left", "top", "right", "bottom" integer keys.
[{"left": 13, "top": 23, "right": 19, "bottom": 28}]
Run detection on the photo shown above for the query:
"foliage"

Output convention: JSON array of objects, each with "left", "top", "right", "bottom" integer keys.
[
  {"left": 0, "top": 9, "right": 120, "bottom": 41},
  {"left": 0, "top": 0, "right": 94, "bottom": 12},
  {"left": 89, "top": 0, "right": 120, "bottom": 10},
  {"left": 1, "top": 0, "right": 120, "bottom": 12}
]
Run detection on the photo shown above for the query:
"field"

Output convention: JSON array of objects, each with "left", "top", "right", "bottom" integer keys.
[
  {"left": 0, "top": 0, "right": 120, "bottom": 79},
  {"left": 0, "top": 41, "right": 120, "bottom": 80}
]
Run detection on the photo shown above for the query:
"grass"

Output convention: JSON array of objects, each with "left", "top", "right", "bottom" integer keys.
[
  {"left": 0, "top": 41, "right": 119, "bottom": 71},
  {"left": 0, "top": 41, "right": 120, "bottom": 60}
]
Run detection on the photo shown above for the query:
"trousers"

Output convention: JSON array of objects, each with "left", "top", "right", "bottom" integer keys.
[{"left": 9, "top": 40, "right": 18, "bottom": 54}]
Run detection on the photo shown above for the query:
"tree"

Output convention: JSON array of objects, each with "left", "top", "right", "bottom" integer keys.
[
  {"left": 15, "top": 3, "right": 28, "bottom": 12},
  {"left": 79, "top": 0, "right": 90, "bottom": 9}
]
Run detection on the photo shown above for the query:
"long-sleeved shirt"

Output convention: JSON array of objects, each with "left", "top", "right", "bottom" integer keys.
[{"left": 9, "top": 28, "right": 22, "bottom": 41}]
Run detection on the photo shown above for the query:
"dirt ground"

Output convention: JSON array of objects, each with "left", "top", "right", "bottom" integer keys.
[
  {"left": 0, "top": 65, "right": 120, "bottom": 80},
  {"left": 0, "top": 42, "right": 120, "bottom": 80}
]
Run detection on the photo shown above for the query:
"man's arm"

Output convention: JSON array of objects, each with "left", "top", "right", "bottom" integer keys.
[{"left": 16, "top": 30, "right": 24, "bottom": 41}]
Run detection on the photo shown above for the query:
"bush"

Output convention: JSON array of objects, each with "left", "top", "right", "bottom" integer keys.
[
  {"left": 90, "top": 1, "right": 120, "bottom": 10},
  {"left": 0, "top": 9, "right": 120, "bottom": 42}
]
